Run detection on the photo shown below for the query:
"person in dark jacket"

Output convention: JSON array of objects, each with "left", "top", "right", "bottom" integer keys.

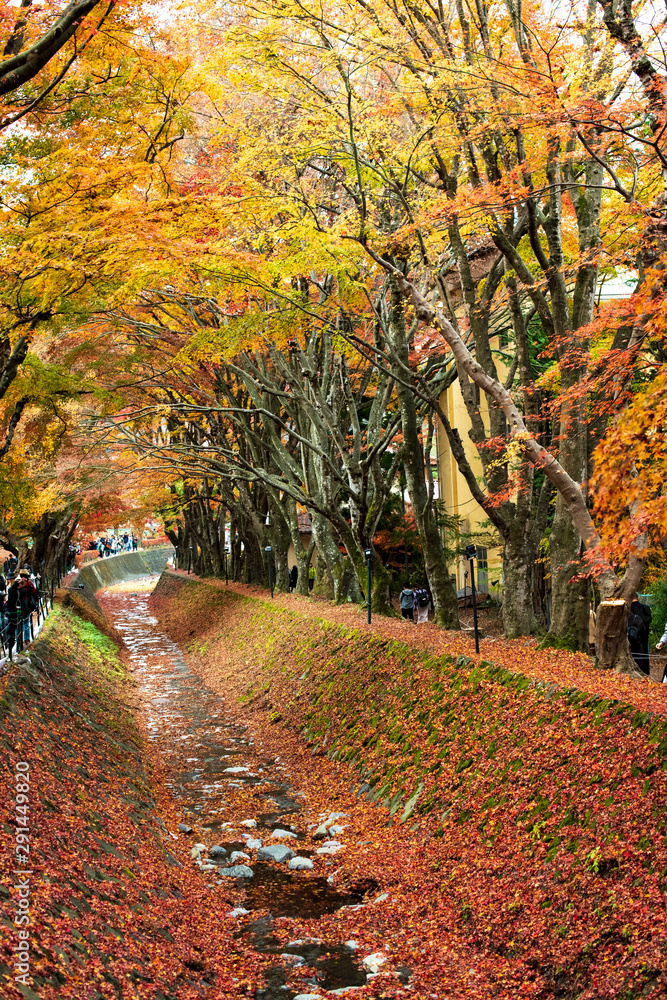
[
  {"left": 17, "top": 570, "right": 36, "bottom": 645},
  {"left": 5, "top": 571, "right": 18, "bottom": 647},
  {"left": 399, "top": 583, "right": 415, "bottom": 621},
  {"left": 289, "top": 565, "right": 298, "bottom": 593},
  {"left": 628, "top": 593, "right": 652, "bottom": 675}
]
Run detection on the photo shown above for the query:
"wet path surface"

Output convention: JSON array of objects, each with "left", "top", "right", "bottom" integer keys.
[{"left": 98, "top": 579, "right": 375, "bottom": 999}]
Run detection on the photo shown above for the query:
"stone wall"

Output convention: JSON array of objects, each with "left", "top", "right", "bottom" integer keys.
[{"left": 72, "top": 547, "right": 174, "bottom": 607}]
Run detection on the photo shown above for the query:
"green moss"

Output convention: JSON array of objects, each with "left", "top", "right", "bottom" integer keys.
[{"left": 539, "top": 632, "right": 582, "bottom": 653}]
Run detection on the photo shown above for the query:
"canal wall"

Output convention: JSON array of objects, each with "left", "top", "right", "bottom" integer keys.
[{"left": 72, "top": 546, "right": 174, "bottom": 606}]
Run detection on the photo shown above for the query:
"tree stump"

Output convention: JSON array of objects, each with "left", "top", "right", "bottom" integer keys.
[{"left": 596, "top": 600, "right": 642, "bottom": 674}]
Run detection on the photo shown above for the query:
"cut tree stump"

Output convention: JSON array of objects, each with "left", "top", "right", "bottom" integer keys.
[{"left": 596, "top": 600, "right": 643, "bottom": 674}]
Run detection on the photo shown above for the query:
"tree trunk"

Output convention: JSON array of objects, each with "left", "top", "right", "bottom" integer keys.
[
  {"left": 284, "top": 496, "right": 311, "bottom": 596},
  {"left": 311, "top": 545, "right": 334, "bottom": 599},
  {"left": 388, "top": 281, "right": 459, "bottom": 628},
  {"left": 502, "top": 528, "right": 537, "bottom": 638},
  {"left": 596, "top": 600, "right": 644, "bottom": 674},
  {"left": 30, "top": 507, "right": 78, "bottom": 579},
  {"left": 269, "top": 532, "right": 290, "bottom": 593},
  {"left": 310, "top": 513, "right": 361, "bottom": 604},
  {"left": 333, "top": 518, "right": 394, "bottom": 614},
  {"left": 544, "top": 509, "right": 590, "bottom": 651}
]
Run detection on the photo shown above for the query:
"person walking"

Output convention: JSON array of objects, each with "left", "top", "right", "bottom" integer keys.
[
  {"left": 628, "top": 593, "right": 652, "bottom": 675},
  {"left": 17, "top": 570, "right": 36, "bottom": 646},
  {"left": 0, "top": 570, "right": 6, "bottom": 632},
  {"left": 6, "top": 571, "right": 18, "bottom": 650},
  {"left": 413, "top": 583, "right": 431, "bottom": 624},
  {"left": 655, "top": 624, "right": 667, "bottom": 682},
  {"left": 289, "top": 565, "right": 298, "bottom": 593},
  {"left": 399, "top": 582, "right": 415, "bottom": 621}
]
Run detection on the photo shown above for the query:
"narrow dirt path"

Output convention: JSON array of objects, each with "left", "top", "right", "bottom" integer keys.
[{"left": 97, "top": 577, "right": 412, "bottom": 1000}]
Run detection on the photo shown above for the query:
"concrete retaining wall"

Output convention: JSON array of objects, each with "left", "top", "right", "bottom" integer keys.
[{"left": 72, "top": 547, "right": 174, "bottom": 605}]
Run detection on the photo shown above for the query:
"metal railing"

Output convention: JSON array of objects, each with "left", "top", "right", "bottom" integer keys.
[{"left": 0, "top": 575, "right": 57, "bottom": 661}]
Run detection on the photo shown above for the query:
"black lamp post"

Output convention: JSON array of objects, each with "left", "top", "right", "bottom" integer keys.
[
  {"left": 465, "top": 544, "right": 480, "bottom": 654},
  {"left": 364, "top": 548, "right": 372, "bottom": 624},
  {"left": 224, "top": 547, "right": 229, "bottom": 585},
  {"left": 188, "top": 545, "right": 193, "bottom": 575},
  {"left": 265, "top": 545, "right": 273, "bottom": 598}
]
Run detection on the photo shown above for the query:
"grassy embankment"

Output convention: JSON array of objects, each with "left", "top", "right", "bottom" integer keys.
[{"left": 154, "top": 571, "right": 667, "bottom": 999}]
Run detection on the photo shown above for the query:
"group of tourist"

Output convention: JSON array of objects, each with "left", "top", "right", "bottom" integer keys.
[
  {"left": 288, "top": 565, "right": 315, "bottom": 592},
  {"left": 0, "top": 566, "right": 40, "bottom": 648},
  {"left": 399, "top": 583, "right": 432, "bottom": 624},
  {"left": 89, "top": 533, "right": 139, "bottom": 558}
]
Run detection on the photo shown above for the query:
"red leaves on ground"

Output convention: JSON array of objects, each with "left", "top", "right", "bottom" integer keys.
[{"left": 151, "top": 572, "right": 667, "bottom": 999}]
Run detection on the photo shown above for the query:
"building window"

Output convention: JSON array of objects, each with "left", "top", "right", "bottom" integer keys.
[{"left": 476, "top": 546, "right": 488, "bottom": 593}]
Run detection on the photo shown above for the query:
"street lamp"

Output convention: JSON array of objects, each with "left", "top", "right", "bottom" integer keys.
[
  {"left": 265, "top": 545, "right": 273, "bottom": 599},
  {"left": 224, "top": 547, "right": 229, "bottom": 585},
  {"left": 465, "top": 544, "right": 480, "bottom": 654},
  {"left": 188, "top": 545, "right": 193, "bottom": 575},
  {"left": 364, "top": 549, "right": 372, "bottom": 624}
]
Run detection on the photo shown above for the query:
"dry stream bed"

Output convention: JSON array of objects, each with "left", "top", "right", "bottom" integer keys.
[{"left": 98, "top": 578, "right": 408, "bottom": 1000}]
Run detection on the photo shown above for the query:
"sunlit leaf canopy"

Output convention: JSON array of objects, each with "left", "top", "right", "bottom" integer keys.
[{"left": 0, "top": 0, "right": 665, "bottom": 644}]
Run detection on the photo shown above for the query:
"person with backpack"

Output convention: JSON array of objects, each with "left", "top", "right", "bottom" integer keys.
[
  {"left": 399, "top": 582, "right": 415, "bottom": 621},
  {"left": 628, "top": 593, "right": 652, "bottom": 675},
  {"left": 413, "top": 583, "right": 431, "bottom": 624},
  {"left": 14, "top": 570, "right": 36, "bottom": 646}
]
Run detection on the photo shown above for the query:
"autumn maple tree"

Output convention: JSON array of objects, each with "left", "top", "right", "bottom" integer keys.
[{"left": 151, "top": 0, "right": 664, "bottom": 668}]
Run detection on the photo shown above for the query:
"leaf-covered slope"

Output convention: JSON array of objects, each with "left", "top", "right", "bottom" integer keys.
[
  {"left": 0, "top": 604, "right": 254, "bottom": 1000},
  {"left": 153, "top": 572, "right": 667, "bottom": 999}
]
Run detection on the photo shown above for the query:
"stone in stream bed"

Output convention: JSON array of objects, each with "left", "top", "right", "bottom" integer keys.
[
  {"left": 256, "top": 844, "right": 295, "bottom": 864},
  {"left": 240, "top": 818, "right": 257, "bottom": 828},
  {"left": 218, "top": 865, "right": 254, "bottom": 878},
  {"left": 316, "top": 842, "right": 344, "bottom": 855},
  {"left": 280, "top": 953, "right": 306, "bottom": 967},
  {"left": 313, "top": 823, "right": 330, "bottom": 840},
  {"left": 361, "top": 952, "right": 387, "bottom": 974},
  {"left": 270, "top": 828, "right": 297, "bottom": 840},
  {"left": 177, "top": 823, "right": 193, "bottom": 834},
  {"left": 208, "top": 845, "right": 228, "bottom": 858},
  {"left": 287, "top": 857, "right": 314, "bottom": 871},
  {"left": 230, "top": 851, "right": 250, "bottom": 864}
]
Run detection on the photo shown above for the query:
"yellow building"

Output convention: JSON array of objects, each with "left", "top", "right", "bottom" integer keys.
[
  {"left": 437, "top": 374, "right": 503, "bottom": 598},
  {"left": 432, "top": 239, "right": 507, "bottom": 597}
]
